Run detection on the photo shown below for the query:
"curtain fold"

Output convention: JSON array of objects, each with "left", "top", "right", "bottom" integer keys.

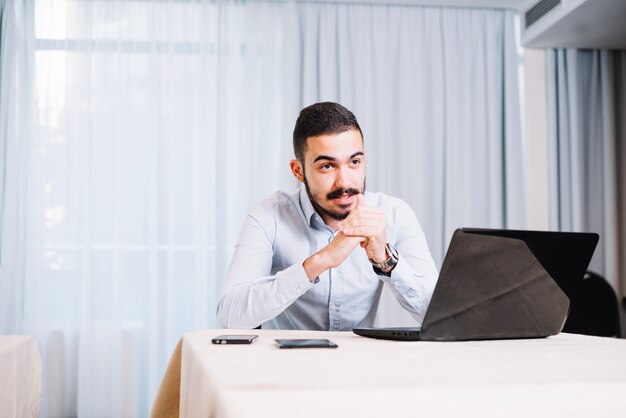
[
  {"left": 1, "top": 0, "right": 30, "bottom": 334},
  {"left": 547, "top": 49, "right": 626, "bottom": 299},
  {"left": 2, "top": 1, "right": 524, "bottom": 416}
]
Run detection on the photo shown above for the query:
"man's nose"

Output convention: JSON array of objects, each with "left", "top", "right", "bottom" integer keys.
[{"left": 334, "top": 166, "right": 351, "bottom": 189}]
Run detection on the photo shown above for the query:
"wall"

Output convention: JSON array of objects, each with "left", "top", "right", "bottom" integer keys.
[{"left": 523, "top": 48, "right": 550, "bottom": 230}]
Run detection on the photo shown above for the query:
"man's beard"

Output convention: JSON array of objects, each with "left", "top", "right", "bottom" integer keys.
[{"left": 303, "top": 175, "right": 366, "bottom": 221}]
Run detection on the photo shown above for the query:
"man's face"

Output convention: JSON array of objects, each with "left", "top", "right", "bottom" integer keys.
[{"left": 291, "top": 129, "right": 366, "bottom": 222}]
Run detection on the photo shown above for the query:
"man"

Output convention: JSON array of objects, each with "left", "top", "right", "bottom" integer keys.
[{"left": 217, "top": 102, "right": 438, "bottom": 330}]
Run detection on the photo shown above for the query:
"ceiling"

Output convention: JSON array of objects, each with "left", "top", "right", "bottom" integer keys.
[{"left": 522, "top": 0, "right": 626, "bottom": 48}]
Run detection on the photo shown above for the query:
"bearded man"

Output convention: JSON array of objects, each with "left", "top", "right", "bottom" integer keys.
[{"left": 217, "top": 102, "right": 438, "bottom": 330}]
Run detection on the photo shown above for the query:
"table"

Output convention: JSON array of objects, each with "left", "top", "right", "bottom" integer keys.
[
  {"left": 175, "top": 329, "right": 626, "bottom": 418},
  {"left": 0, "top": 336, "right": 42, "bottom": 418}
]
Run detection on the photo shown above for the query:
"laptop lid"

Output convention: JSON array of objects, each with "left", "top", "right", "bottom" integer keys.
[
  {"left": 460, "top": 228, "right": 599, "bottom": 309},
  {"left": 354, "top": 228, "right": 598, "bottom": 342}
]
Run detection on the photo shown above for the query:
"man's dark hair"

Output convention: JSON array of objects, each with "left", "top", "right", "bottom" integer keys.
[{"left": 293, "top": 102, "right": 363, "bottom": 162}]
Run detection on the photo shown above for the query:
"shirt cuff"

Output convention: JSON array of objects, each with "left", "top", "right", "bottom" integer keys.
[
  {"left": 379, "top": 255, "right": 429, "bottom": 312},
  {"left": 275, "top": 257, "right": 316, "bottom": 299}
]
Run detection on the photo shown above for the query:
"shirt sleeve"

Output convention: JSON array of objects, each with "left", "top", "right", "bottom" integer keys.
[
  {"left": 216, "top": 212, "right": 314, "bottom": 329},
  {"left": 378, "top": 202, "right": 439, "bottom": 324}
]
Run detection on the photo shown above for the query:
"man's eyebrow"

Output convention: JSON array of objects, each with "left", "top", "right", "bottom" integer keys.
[
  {"left": 312, "top": 155, "right": 336, "bottom": 163},
  {"left": 312, "top": 151, "right": 364, "bottom": 164}
]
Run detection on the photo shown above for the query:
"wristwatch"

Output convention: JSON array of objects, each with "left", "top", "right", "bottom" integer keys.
[{"left": 369, "top": 243, "right": 399, "bottom": 276}]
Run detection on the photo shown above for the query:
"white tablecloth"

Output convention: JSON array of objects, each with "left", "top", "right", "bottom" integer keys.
[
  {"left": 178, "top": 330, "right": 626, "bottom": 418},
  {"left": 0, "top": 336, "right": 42, "bottom": 418}
]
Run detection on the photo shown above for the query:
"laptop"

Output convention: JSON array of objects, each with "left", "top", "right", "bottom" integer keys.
[{"left": 353, "top": 228, "right": 599, "bottom": 341}]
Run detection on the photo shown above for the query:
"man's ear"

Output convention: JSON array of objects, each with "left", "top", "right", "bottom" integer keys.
[{"left": 289, "top": 159, "right": 305, "bottom": 183}]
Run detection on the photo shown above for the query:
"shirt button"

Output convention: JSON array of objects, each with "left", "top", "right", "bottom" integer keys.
[
  {"left": 392, "top": 280, "right": 400, "bottom": 287},
  {"left": 296, "top": 288, "right": 302, "bottom": 295}
]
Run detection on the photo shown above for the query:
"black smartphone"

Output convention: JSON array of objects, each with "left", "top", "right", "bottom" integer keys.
[
  {"left": 275, "top": 339, "right": 338, "bottom": 349},
  {"left": 212, "top": 335, "right": 258, "bottom": 345}
]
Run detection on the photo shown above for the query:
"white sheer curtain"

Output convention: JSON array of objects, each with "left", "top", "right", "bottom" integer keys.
[
  {"left": 547, "top": 49, "right": 626, "bottom": 299},
  {"left": 1, "top": 0, "right": 524, "bottom": 416},
  {"left": 1, "top": 0, "right": 33, "bottom": 334}
]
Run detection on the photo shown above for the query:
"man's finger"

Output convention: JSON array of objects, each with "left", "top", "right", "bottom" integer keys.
[
  {"left": 356, "top": 193, "right": 366, "bottom": 208},
  {"left": 342, "top": 226, "right": 377, "bottom": 237}
]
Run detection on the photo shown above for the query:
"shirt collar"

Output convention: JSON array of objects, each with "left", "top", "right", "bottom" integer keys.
[{"left": 298, "top": 185, "right": 319, "bottom": 227}]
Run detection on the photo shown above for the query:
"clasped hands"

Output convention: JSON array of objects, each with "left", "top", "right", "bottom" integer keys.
[
  {"left": 336, "top": 193, "right": 387, "bottom": 263},
  {"left": 303, "top": 194, "right": 388, "bottom": 283}
]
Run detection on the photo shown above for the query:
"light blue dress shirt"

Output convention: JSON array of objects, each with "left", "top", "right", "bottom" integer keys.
[{"left": 217, "top": 187, "right": 439, "bottom": 331}]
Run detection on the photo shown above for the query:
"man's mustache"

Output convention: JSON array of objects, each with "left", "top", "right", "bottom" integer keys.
[{"left": 327, "top": 188, "right": 360, "bottom": 200}]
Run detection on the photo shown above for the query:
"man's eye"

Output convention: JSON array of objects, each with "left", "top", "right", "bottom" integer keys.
[
  {"left": 351, "top": 159, "right": 361, "bottom": 165},
  {"left": 320, "top": 163, "right": 332, "bottom": 170}
]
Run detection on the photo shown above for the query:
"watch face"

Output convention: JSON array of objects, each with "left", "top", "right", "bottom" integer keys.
[{"left": 370, "top": 243, "right": 399, "bottom": 271}]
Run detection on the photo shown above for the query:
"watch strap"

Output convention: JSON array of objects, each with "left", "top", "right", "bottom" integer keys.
[{"left": 370, "top": 243, "right": 399, "bottom": 276}]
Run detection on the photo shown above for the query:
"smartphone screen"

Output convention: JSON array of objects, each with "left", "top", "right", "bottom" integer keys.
[
  {"left": 275, "top": 339, "right": 338, "bottom": 349},
  {"left": 212, "top": 335, "right": 258, "bottom": 344}
]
